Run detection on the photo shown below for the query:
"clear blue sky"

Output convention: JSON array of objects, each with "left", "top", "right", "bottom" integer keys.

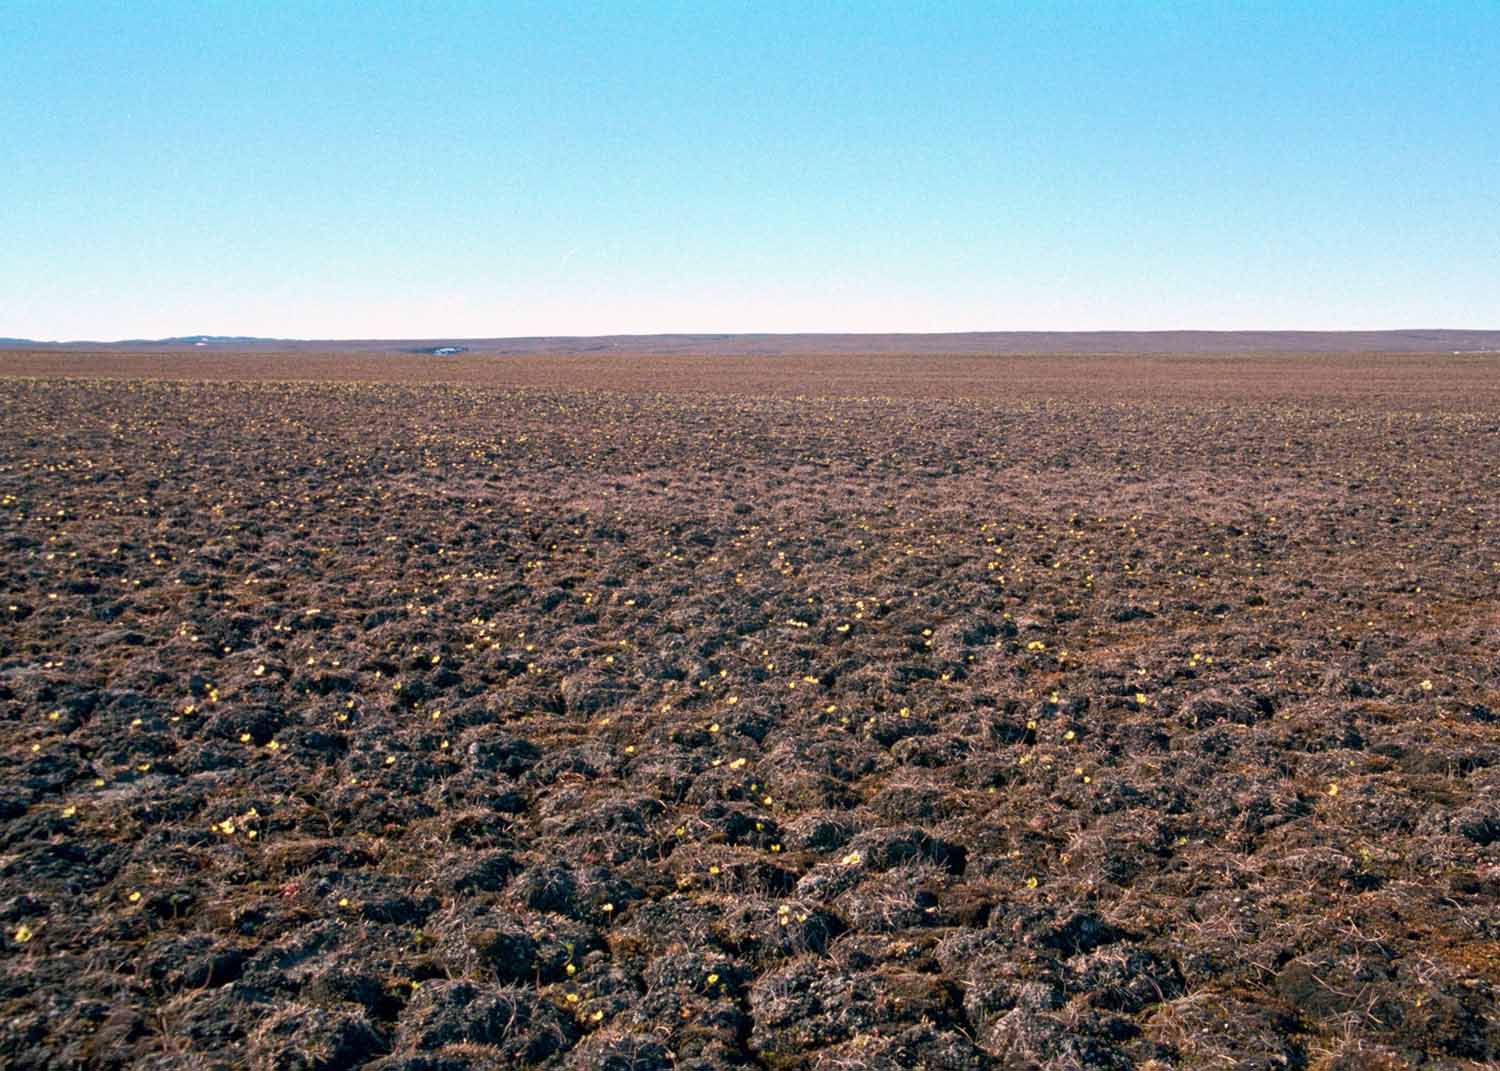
[{"left": 3, "top": 1, "right": 1497, "bottom": 339}]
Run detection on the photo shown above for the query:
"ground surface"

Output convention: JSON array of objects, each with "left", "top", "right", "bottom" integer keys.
[{"left": 1, "top": 352, "right": 1497, "bottom": 1070}]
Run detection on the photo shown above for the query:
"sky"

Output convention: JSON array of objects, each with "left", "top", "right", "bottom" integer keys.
[{"left": 2, "top": 1, "right": 1497, "bottom": 340}]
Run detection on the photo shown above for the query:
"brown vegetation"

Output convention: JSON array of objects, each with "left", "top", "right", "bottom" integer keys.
[{"left": 1, "top": 352, "right": 1496, "bottom": 1069}]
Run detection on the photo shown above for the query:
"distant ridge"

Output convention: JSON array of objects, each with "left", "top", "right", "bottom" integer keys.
[
  {"left": 3, "top": 330, "right": 1500, "bottom": 355},
  {"left": 155, "top": 335, "right": 280, "bottom": 345},
  {"left": 2, "top": 334, "right": 283, "bottom": 347}
]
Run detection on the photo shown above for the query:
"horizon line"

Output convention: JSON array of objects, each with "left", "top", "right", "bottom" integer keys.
[{"left": 8, "top": 326, "right": 1500, "bottom": 346}]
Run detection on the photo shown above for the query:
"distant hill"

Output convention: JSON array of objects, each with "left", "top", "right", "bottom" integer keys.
[
  {"left": 3, "top": 330, "right": 1499, "bottom": 355},
  {"left": 155, "top": 335, "right": 282, "bottom": 345},
  {"left": 2, "top": 334, "right": 283, "bottom": 348}
]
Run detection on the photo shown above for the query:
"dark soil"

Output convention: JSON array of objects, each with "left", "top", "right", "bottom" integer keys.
[{"left": 1, "top": 354, "right": 1497, "bottom": 1069}]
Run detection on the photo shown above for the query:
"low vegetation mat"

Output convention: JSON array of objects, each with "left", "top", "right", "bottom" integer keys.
[{"left": 1, "top": 359, "right": 1496, "bottom": 1069}]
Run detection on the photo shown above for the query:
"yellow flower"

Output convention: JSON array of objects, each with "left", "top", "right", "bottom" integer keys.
[{"left": 15, "top": 924, "right": 34, "bottom": 943}]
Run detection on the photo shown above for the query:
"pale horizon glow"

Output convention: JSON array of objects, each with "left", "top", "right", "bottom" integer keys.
[{"left": 3, "top": 2, "right": 1498, "bottom": 341}]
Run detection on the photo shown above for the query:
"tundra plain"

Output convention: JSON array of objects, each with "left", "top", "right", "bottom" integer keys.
[{"left": 1, "top": 350, "right": 1497, "bottom": 1070}]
